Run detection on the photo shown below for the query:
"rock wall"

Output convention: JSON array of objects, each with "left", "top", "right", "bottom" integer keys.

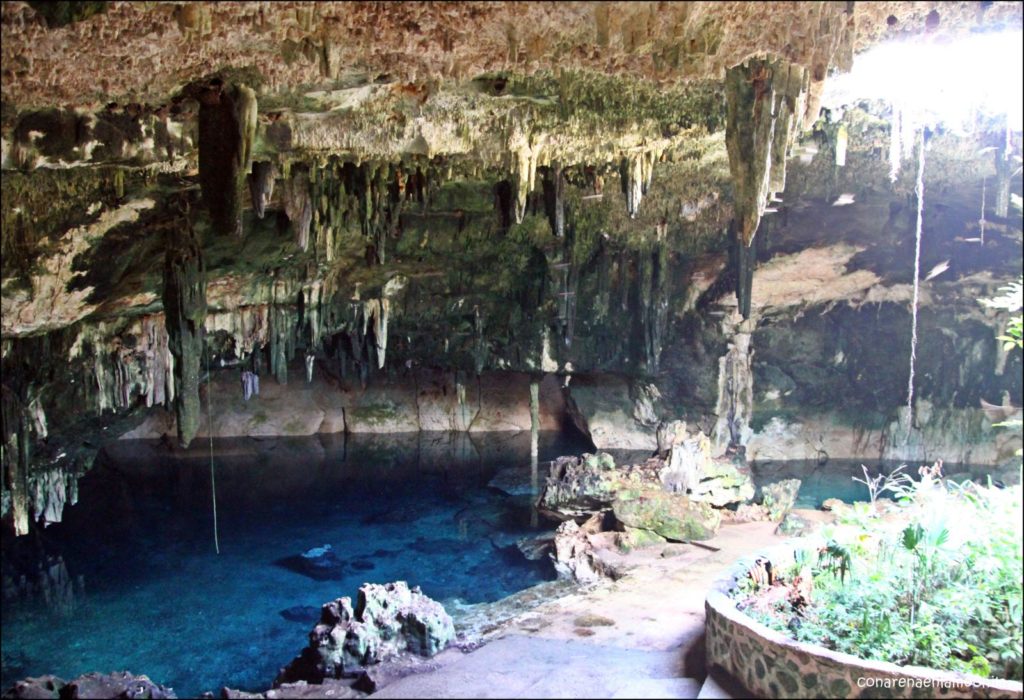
[{"left": 120, "top": 368, "right": 569, "bottom": 440}]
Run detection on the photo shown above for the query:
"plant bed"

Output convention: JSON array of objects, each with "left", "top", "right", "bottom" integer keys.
[{"left": 706, "top": 467, "right": 1023, "bottom": 698}]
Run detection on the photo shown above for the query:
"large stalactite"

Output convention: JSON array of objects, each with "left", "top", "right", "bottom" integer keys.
[
  {"left": 197, "top": 82, "right": 257, "bottom": 237},
  {"left": 162, "top": 213, "right": 207, "bottom": 448}
]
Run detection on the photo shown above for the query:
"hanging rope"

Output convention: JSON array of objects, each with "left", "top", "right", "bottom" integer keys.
[
  {"left": 906, "top": 129, "right": 926, "bottom": 438},
  {"left": 206, "top": 345, "right": 220, "bottom": 555}
]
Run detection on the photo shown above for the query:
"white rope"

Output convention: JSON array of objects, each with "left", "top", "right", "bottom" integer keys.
[{"left": 906, "top": 130, "right": 926, "bottom": 436}]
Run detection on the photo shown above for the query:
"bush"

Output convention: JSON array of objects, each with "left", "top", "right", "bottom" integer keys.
[{"left": 735, "top": 469, "right": 1023, "bottom": 680}]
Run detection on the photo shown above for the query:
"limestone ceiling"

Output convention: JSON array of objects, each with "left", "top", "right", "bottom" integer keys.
[{"left": 2, "top": 1, "right": 1021, "bottom": 112}]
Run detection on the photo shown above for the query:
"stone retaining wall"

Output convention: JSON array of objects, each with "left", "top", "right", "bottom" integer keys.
[{"left": 704, "top": 543, "right": 1024, "bottom": 699}]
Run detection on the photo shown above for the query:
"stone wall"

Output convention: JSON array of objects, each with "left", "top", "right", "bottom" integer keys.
[{"left": 705, "top": 544, "right": 1024, "bottom": 699}]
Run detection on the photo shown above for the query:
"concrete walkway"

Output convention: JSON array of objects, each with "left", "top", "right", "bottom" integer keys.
[{"left": 371, "top": 521, "right": 779, "bottom": 699}]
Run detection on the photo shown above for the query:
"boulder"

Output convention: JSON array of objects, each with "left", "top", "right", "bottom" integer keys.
[
  {"left": 2, "top": 675, "right": 66, "bottom": 699},
  {"left": 659, "top": 431, "right": 755, "bottom": 507},
  {"left": 273, "top": 544, "right": 345, "bottom": 581},
  {"left": 538, "top": 452, "right": 621, "bottom": 517},
  {"left": 550, "top": 514, "right": 618, "bottom": 583},
  {"left": 277, "top": 582, "right": 454, "bottom": 684},
  {"left": 612, "top": 489, "right": 721, "bottom": 541},
  {"left": 729, "top": 503, "right": 771, "bottom": 523},
  {"left": 761, "top": 478, "right": 801, "bottom": 521},
  {"left": 689, "top": 458, "right": 755, "bottom": 507},
  {"left": 22, "top": 672, "right": 177, "bottom": 699},
  {"left": 776, "top": 511, "right": 813, "bottom": 536}
]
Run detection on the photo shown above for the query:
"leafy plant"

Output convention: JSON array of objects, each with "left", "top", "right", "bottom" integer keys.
[{"left": 739, "top": 475, "right": 1023, "bottom": 680}]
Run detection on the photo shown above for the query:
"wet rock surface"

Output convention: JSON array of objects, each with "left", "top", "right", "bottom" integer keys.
[
  {"left": 277, "top": 582, "right": 455, "bottom": 684},
  {"left": 2, "top": 672, "right": 176, "bottom": 699}
]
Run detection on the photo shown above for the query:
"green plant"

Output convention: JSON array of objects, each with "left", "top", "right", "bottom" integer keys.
[{"left": 739, "top": 475, "right": 1023, "bottom": 680}]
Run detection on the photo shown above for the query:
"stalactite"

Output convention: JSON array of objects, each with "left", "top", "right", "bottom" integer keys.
[
  {"left": 713, "top": 322, "right": 754, "bottom": 454},
  {"left": 197, "top": 82, "right": 257, "bottom": 237},
  {"left": 1, "top": 386, "right": 31, "bottom": 536},
  {"left": 543, "top": 163, "right": 565, "bottom": 238},
  {"left": 640, "top": 237, "right": 670, "bottom": 373},
  {"left": 834, "top": 124, "right": 848, "bottom": 167},
  {"left": 283, "top": 165, "right": 313, "bottom": 251},
  {"left": 730, "top": 221, "right": 756, "bottom": 320},
  {"left": 769, "top": 63, "right": 807, "bottom": 195},
  {"left": 994, "top": 120, "right": 1013, "bottom": 218},
  {"left": 162, "top": 216, "right": 207, "bottom": 448},
  {"left": 888, "top": 106, "right": 903, "bottom": 183},
  {"left": 508, "top": 119, "right": 542, "bottom": 225},
  {"left": 621, "top": 154, "right": 644, "bottom": 219},
  {"left": 248, "top": 161, "right": 277, "bottom": 219},
  {"left": 725, "top": 58, "right": 806, "bottom": 247}
]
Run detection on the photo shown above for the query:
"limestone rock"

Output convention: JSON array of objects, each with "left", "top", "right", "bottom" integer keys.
[
  {"left": 277, "top": 582, "right": 454, "bottom": 684},
  {"left": 550, "top": 514, "right": 617, "bottom": 583},
  {"left": 538, "top": 452, "right": 620, "bottom": 517},
  {"left": 761, "top": 478, "right": 802, "bottom": 521},
  {"left": 612, "top": 489, "right": 721, "bottom": 541},
  {"left": 2, "top": 672, "right": 176, "bottom": 699},
  {"left": 776, "top": 511, "right": 813, "bottom": 536}
]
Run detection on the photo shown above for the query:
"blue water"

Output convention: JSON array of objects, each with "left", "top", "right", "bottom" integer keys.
[
  {"left": 750, "top": 459, "right": 994, "bottom": 508},
  {"left": 1, "top": 431, "right": 589, "bottom": 698}
]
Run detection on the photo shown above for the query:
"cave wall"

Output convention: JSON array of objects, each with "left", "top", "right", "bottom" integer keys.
[{"left": 1, "top": 2, "right": 1022, "bottom": 538}]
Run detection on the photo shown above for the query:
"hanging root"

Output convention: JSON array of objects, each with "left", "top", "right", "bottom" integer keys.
[{"left": 906, "top": 129, "right": 926, "bottom": 438}]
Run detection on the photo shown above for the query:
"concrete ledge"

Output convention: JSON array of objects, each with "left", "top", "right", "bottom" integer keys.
[{"left": 705, "top": 543, "right": 1024, "bottom": 699}]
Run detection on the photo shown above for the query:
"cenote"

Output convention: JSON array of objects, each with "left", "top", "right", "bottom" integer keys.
[
  {"left": 1, "top": 432, "right": 589, "bottom": 697},
  {"left": 2, "top": 2, "right": 1022, "bottom": 699}
]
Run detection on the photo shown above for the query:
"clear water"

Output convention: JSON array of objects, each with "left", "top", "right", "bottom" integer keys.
[
  {"left": 750, "top": 459, "right": 997, "bottom": 508},
  {"left": 1, "top": 431, "right": 590, "bottom": 698}
]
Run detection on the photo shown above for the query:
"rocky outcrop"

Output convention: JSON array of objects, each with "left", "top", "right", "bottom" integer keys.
[
  {"left": 550, "top": 514, "right": 620, "bottom": 583},
  {"left": 612, "top": 490, "right": 722, "bottom": 542},
  {"left": 761, "top": 479, "right": 801, "bottom": 522},
  {"left": 277, "top": 582, "right": 454, "bottom": 684},
  {"left": 2, "top": 671, "right": 176, "bottom": 699},
  {"left": 565, "top": 375, "right": 661, "bottom": 450},
  {"left": 539, "top": 452, "right": 619, "bottom": 518}
]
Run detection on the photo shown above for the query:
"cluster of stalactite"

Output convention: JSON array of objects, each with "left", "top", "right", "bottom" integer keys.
[
  {"left": 162, "top": 216, "right": 207, "bottom": 448},
  {"left": 196, "top": 81, "right": 257, "bottom": 238},
  {"left": 263, "top": 156, "right": 430, "bottom": 264},
  {"left": 638, "top": 234, "right": 670, "bottom": 374},
  {"left": 724, "top": 58, "right": 807, "bottom": 319},
  {"left": 620, "top": 149, "right": 658, "bottom": 220}
]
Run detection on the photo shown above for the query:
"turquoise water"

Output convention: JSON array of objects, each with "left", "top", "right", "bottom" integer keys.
[
  {"left": 1, "top": 432, "right": 588, "bottom": 698},
  {"left": 750, "top": 459, "right": 996, "bottom": 508}
]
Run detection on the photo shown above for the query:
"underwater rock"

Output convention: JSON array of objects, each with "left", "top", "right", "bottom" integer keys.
[
  {"left": 349, "top": 559, "right": 375, "bottom": 572},
  {"left": 277, "top": 581, "right": 454, "bottom": 684},
  {"left": 2, "top": 671, "right": 176, "bottom": 699},
  {"left": 280, "top": 606, "right": 321, "bottom": 624},
  {"left": 273, "top": 544, "right": 345, "bottom": 581},
  {"left": 612, "top": 489, "right": 721, "bottom": 541},
  {"left": 761, "top": 478, "right": 801, "bottom": 521}
]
